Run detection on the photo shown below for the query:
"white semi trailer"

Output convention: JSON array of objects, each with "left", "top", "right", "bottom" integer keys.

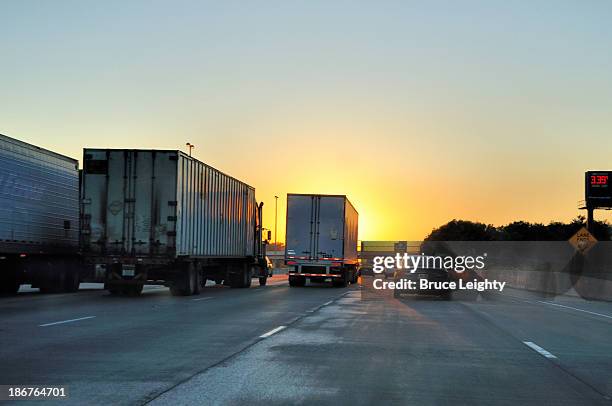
[
  {"left": 285, "top": 194, "right": 359, "bottom": 287},
  {"left": 0, "top": 134, "right": 81, "bottom": 294},
  {"left": 80, "top": 149, "right": 269, "bottom": 296}
]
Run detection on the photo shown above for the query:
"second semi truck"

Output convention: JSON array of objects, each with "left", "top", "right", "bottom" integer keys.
[
  {"left": 80, "top": 149, "right": 269, "bottom": 296},
  {"left": 285, "top": 194, "right": 358, "bottom": 287}
]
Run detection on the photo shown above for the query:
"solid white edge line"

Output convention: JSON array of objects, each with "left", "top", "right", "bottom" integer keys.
[
  {"left": 535, "top": 300, "right": 612, "bottom": 320},
  {"left": 323, "top": 301, "right": 333, "bottom": 306},
  {"left": 259, "top": 325, "right": 286, "bottom": 338},
  {"left": 39, "top": 316, "right": 96, "bottom": 327},
  {"left": 523, "top": 341, "right": 558, "bottom": 359},
  {"left": 192, "top": 297, "right": 214, "bottom": 301}
]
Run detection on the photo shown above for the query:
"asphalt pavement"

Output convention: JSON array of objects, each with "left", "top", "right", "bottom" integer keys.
[{"left": 1, "top": 275, "right": 611, "bottom": 405}]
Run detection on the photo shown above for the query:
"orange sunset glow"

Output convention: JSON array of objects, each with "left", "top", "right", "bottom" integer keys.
[{"left": 2, "top": 2, "right": 611, "bottom": 241}]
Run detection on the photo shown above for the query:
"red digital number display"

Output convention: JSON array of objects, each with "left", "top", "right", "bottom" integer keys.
[
  {"left": 590, "top": 175, "right": 609, "bottom": 186},
  {"left": 587, "top": 172, "right": 612, "bottom": 206}
]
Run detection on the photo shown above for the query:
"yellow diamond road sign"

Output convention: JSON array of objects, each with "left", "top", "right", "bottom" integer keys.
[{"left": 569, "top": 227, "right": 597, "bottom": 254}]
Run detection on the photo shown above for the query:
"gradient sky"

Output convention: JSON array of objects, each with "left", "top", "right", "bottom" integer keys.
[{"left": 2, "top": 1, "right": 612, "bottom": 241}]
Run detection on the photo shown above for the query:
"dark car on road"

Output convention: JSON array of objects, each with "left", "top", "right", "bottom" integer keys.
[
  {"left": 393, "top": 266, "right": 452, "bottom": 300},
  {"left": 358, "top": 265, "right": 373, "bottom": 277},
  {"left": 383, "top": 266, "right": 396, "bottom": 279}
]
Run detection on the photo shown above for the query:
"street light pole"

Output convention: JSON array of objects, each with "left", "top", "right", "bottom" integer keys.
[
  {"left": 274, "top": 195, "right": 278, "bottom": 247},
  {"left": 186, "top": 143, "right": 195, "bottom": 156}
]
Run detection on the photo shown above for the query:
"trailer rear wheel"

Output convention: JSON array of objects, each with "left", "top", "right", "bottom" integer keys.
[
  {"left": 288, "top": 275, "right": 306, "bottom": 287},
  {"left": 107, "top": 285, "right": 124, "bottom": 295},
  {"left": 228, "top": 270, "right": 241, "bottom": 288},
  {"left": 170, "top": 285, "right": 185, "bottom": 296},
  {"left": 170, "top": 262, "right": 197, "bottom": 296},
  {"left": 229, "top": 264, "right": 251, "bottom": 288},
  {"left": 63, "top": 266, "right": 80, "bottom": 293},
  {"left": 40, "top": 266, "right": 66, "bottom": 294},
  {"left": 0, "top": 265, "right": 20, "bottom": 295},
  {"left": 124, "top": 285, "right": 143, "bottom": 296},
  {"left": 245, "top": 267, "right": 252, "bottom": 288},
  {"left": 193, "top": 269, "right": 202, "bottom": 295},
  {"left": 0, "top": 282, "right": 20, "bottom": 295},
  {"left": 332, "top": 274, "right": 348, "bottom": 288}
]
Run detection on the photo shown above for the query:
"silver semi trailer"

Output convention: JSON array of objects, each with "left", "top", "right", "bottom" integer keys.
[
  {"left": 0, "top": 134, "right": 81, "bottom": 294},
  {"left": 285, "top": 194, "right": 358, "bottom": 287},
  {"left": 80, "top": 149, "right": 268, "bottom": 296}
]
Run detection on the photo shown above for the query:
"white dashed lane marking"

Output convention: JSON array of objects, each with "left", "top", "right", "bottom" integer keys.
[
  {"left": 523, "top": 341, "right": 558, "bottom": 359},
  {"left": 39, "top": 316, "right": 96, "bottom": 327},
  {"left": 259, "top": 326, "right": 286, "bottom": 338}
]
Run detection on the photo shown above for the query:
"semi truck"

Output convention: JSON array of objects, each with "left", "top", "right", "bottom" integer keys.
[
  {"left": 80, "top": 149, "right": 269, "bottom": 296},
  {"left": 0, "top": 133, "right": 81, "bottom": 294},
  {"left": 285, "top": 194, "right": 358, "bottom": 287}
]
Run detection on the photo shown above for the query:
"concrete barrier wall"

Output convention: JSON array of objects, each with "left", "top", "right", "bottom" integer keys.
[
  {"left": 422, "top": 241, "right": 612, "bottom": 301},
  {"left": 483, "top": 268, "right": 612, "bottom": 301}
]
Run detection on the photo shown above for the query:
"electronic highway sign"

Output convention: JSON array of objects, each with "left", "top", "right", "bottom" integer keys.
[{"left": 585, "top": 171, "right": 612, "bottom": 207}]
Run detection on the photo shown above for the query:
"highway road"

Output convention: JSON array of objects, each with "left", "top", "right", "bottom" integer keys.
[{"left": 1, "top": 275, "right": 611, "bottom": 405}]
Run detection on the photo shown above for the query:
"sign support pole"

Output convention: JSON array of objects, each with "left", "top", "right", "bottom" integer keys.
[{"left": 587, "top": 205, "right": 595, "bottom": 234}]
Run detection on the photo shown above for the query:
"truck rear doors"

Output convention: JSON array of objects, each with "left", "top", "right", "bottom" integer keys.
[
  {"left": 81, "top": 150, "right": 178, "bottom": 257},
  {"left": 285, "top": 195, "right": 345, "bottom": 261}
]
